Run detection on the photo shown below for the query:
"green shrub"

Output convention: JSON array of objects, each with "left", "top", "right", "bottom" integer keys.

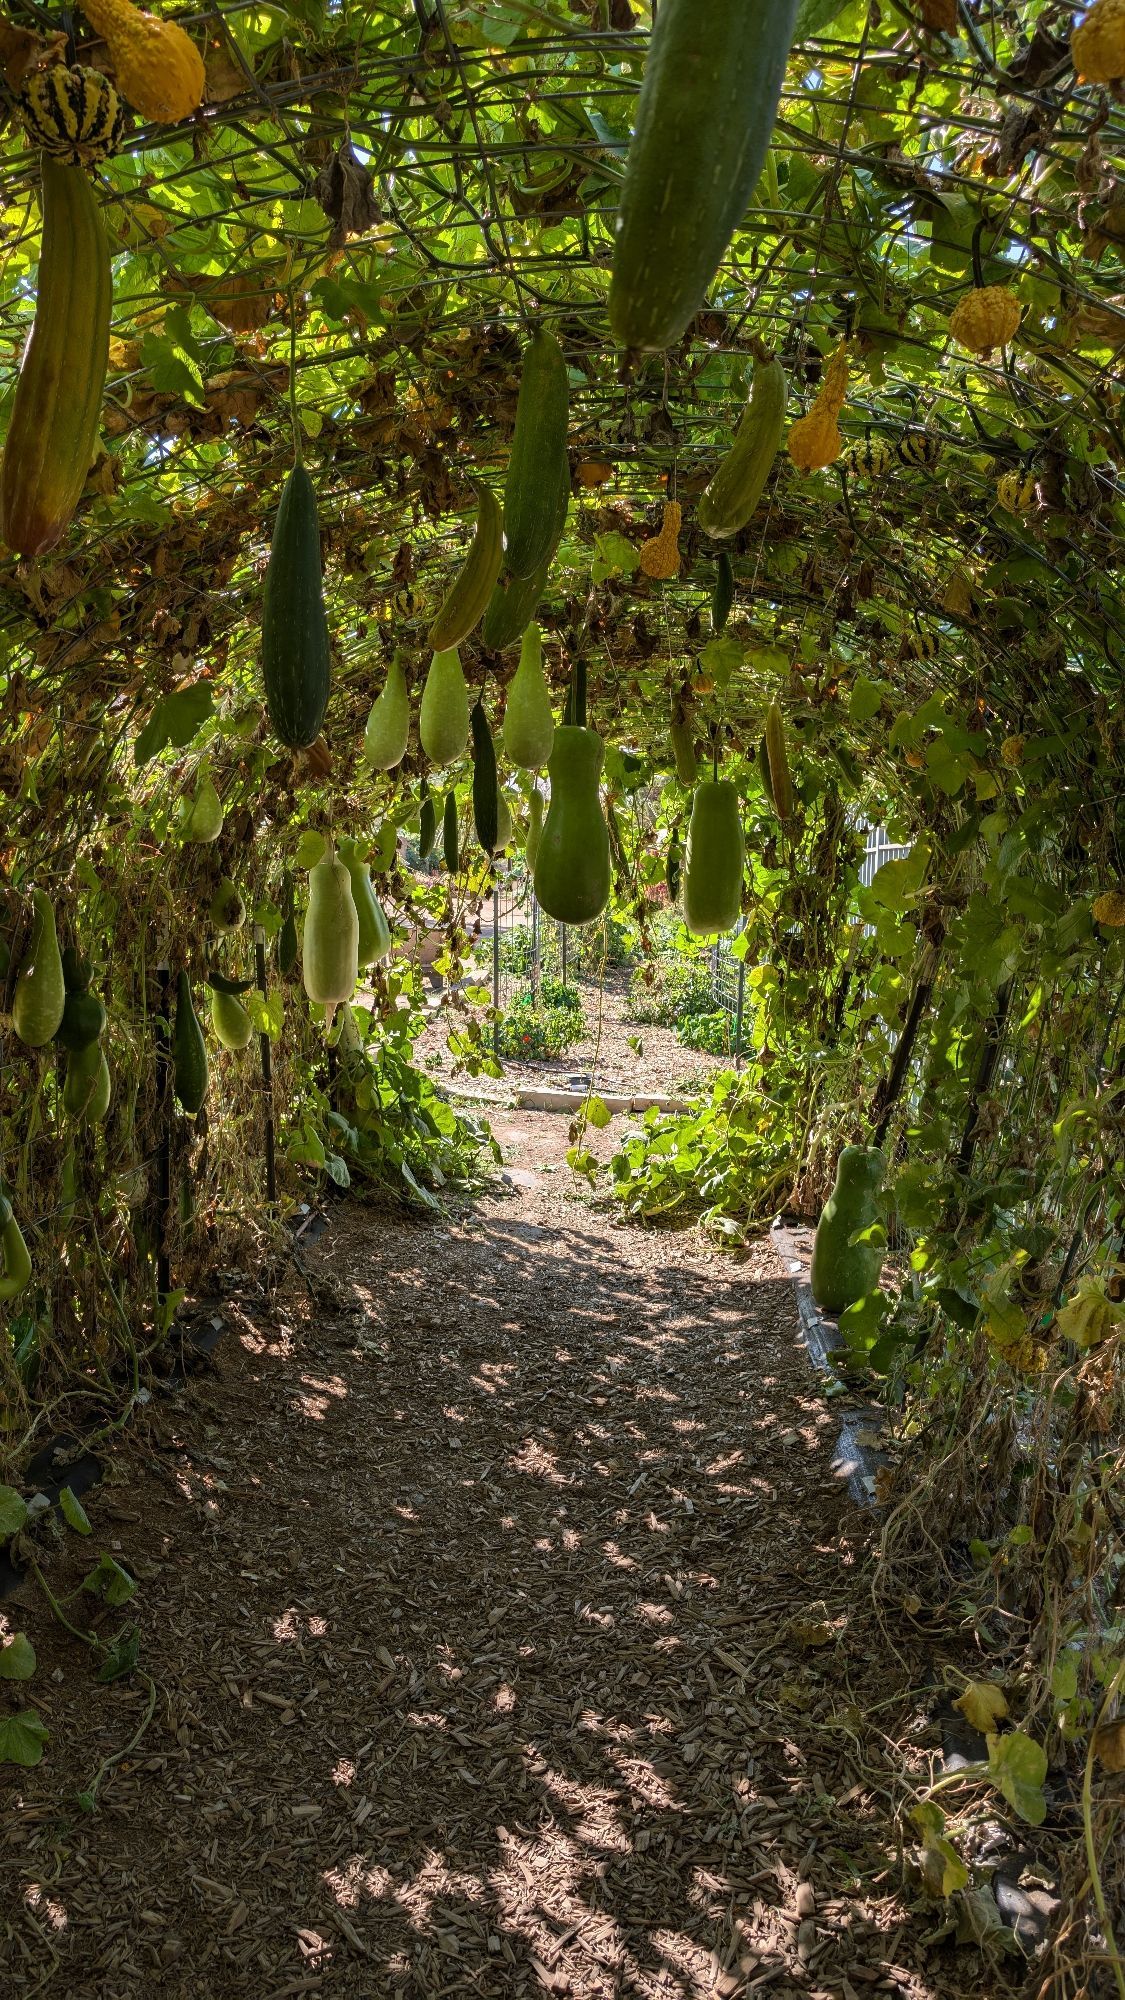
[
  {"left": 679, "top": 1007, "right": 736, "bottom": 1056},
  {"left": 628, "top": 959, "right": 714, "bottom": 1027},
  {"left": 539, "top": 975, "right": 581, "bottom": 1011},
  {"left": 496, "top": 990, "right": 586, "bottom": 1061}
]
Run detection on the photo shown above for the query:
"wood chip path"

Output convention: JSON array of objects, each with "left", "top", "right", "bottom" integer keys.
[{"left": 4, "top": 1113, "right": 979, "bottom": 2000}]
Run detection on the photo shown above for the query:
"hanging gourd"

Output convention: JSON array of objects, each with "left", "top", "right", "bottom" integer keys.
[
  {"left": 364, "top": 654, "right": 411, "bottom": 771},
  {"left": 639, "top": 501, "right": 682, "bottom": 579},
  {"left": 711, "top": 553, "right": 735, "bottom": 634},
  {"left": 77, "top": 0, "right": 205, "bottom": 123},
  {"left": 525, "top": 788, "right": 544, "bottom": 869},
  {"left": 471, "top": 700, "right": 500, "bottom": 857},
  {"left": 502, "top": 624, "right": 555, "bottom": 769},
  {"left": 788, "top": 343, "right": 849, "bottom": 473},
  {"left": 302, "top": 848, "right": 359, "bottom": 1027},
  {"left": 504, "top": 331, "right": 569, "bottom": 580},
  {"left": 418, "top": 786, "right": 437, "bottom": 860},
  {"left": 1071, "top": 0, "right": 1125, "bottom": 81},
  {"left": 208, "top": 980, "right": 255, "bottom": 1052},
  {"left": 18, "top": 64, "right": 125, "bottom": 167},
  {"left": 762, "top": 702, "right": 794, "bottom": 822},
  {"left": 262, "top": 461, "right": 332, "bottom": 751},
  {"left": 173, "top": 971, "right": 208, "bottom": 1114},
  {"left": 698, "top": 357, "right": 787, "bottom": 538},
  {"left": 338, "top": 839, "right": 392, "bottom": 968},
  {"left": 443, "top": 789, "right": 459, "bottom": 874},
  {"left": 420, "top": 647, "right": 470, "bottom": 766},
  {"left": 683, "top": 781, "right": 744, "bottom": 935},
  {"left": 670, "top": 700, "right": 698, "bottom": 786},
  {"left": 209, "top": 878, "right": 246, "bottom": 932},
  {"left": 496, "top": 792, "right": 513, "bottom": 853},
  {"left": 429, "top": 485, "right": 505, "bottom": 651},
  {"left": 0, "top": 155, "right": 112, "bottom": 558},
  {"left": 810, "top": 1147, "right": 885, "bottom": 1315},
  {"left": 948, "top": 285, "right": 1021, "bottom": 357},
  {"left": 12, "top": 890, "right": 66, "bottom": 1048},
  {"left": 181, "top": 771, "right": 223, "bottom": 842},
  {"left": 534, "top": 713, "right": 612, "bottom": 927},
  {"left": 0, "top": 1191, "right": 33, "bottom": 1303},
  {"left": 609, "top": 0, "right": 800, "bottom": 349},
  {"left": 55, "top": 948, "right": 106, "bottom": 1053},
  {"left": 483, "top": 458, "right": 570, "bottom": 650},
  {"left": 63, "top": 1040, "right": 112, "bottom": 1122}
]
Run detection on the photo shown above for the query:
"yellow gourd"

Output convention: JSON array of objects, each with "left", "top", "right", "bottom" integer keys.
[
  {"left": 948, "top": 286, "right": 1021, "bottom": 357},
  {"left": 1071, "top": 0, "right": 1125, "bottom": 82},
  {"left": 787, "top": 342, "right": 849, "bottom": 473},
  {"left": 639, "top": 500, "right": 682, "bottom": 579},
  {"left": 77, "top": 0, "right": 205, "bottom": 123},
  {"left": 1092, "top": 890, "right": 1125, "bottom": 927}
]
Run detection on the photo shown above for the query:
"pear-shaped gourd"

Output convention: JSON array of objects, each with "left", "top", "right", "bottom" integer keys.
[
  {"left": 13, "top": 890, "right": 66, "bottom": 1047},
  {"left": 63, "top": 1039, "right": 110, "bottom": 1122},
  {"left": 303, "top": 849, "right": 359, "bottom": 1025},
  {"left": 364, "top": 654, "right": 411, "bottom": 771},
  {"left": 496, "top": 792, "right": 513, "bottom": 853},
  {"left": 533, "top": 727, "right": 611, "bottom": 927},
  {"left": 502, "top": 624, "right": 555, "bottom": 769},
  {"left": 339, "top": 841, "right": 392, "bottom": 968},
  {"left": 183, "top": 773, "right": 223, "bottom": 842},
  {"left": 420, "top": 647, "right": 469, "bottom": 766},
  {"left": 209, "top": 877, "right": 245, "bottom": 932},
  {"left": 525, "top": 788, "right": 544, "bottom": 868},
  {"left": 56, "top": 949, "right": 106, "bottom": 1053},
  {"left": 810, "top": 1146, "right": 885, "bottom": 1315},
  {"left": 683, "top": 781, "right": 744, "bottom": 936},
  {"left": 173, "top": 971, "right": 208, "bottom": 1114},
  {"left": 0, "top": 1192, "right": 33, "bottom": 1302},
  {"left": 210, "top": 986, "right": 254, "bottom": 1051}
]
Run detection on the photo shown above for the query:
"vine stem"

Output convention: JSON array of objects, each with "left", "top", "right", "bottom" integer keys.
[
  {"left": 287, "top": 285, "right": 302, "bottom": 466},
  {"left": 1082, "top": 1657, "right": 1125, "bottom": 2000}
]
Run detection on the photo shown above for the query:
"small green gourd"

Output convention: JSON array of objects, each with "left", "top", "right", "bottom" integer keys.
[
  {"left": 210, "top": 985, "right": 254, "bottom": 1051},
  {"left": 303, "top": 848, "right": 359, "bottom": 1024},
  {"left": 278, "top": 911, "right": 298, "bottom": 976},
  {"left": 56, "top": 948, "right": 106, "bottom": 1053},
  {"left": 443, "top": 790, "right": 459, "bottom": 874},
  {"left": 13, "top": 889, "right": 66, "bottom": 1047},
  {"left": 418, "top": 787, "right": 437, "bottom": 859},
  {"left": 63, "top": 1039, "right": 101, "bottom": 1120},
  {"left": 339, "top": 840, "right": 392, "bottom": 968},
  {"left": 173, "top": 971, "right": 208, "bottom": 1114},
  {"left": 0, "top": 1191, "right": 33, "bottom": 1302},
  {"left": 496, "top": 791, "right": 513, "bottom": 853},
  {"left": 670, "top": 703, "right": 698, "bottom": 786},
  {"left": 502, "top": 623, "right": 555, "bottom": 769},
  {"left": 810, "top": 1147, "right": 885, "bottom": 1315},
  {"left": 533, "top": 726, "right": 611, "bottom": 927},
  {"left": 525, "top": 787, "right": 544, "bottom": 868},
  {"left": 209, "top": 878, "right": 245, "bottom": 932},
  {"left": 364, "top": 653, "right": 411, "bottom": 771},
  {"left": 420, "top": 647, "right": 470, "bottom": 766},
  {"left": 683, "top": 780, "right": 744, "bottom": 935},
  {"left": 182, "top": 772, "right": 223, "bottom": 843}
]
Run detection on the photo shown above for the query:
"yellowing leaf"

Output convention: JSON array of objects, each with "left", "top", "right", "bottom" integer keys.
[{"left": 955, "top": 1680, "right": 1009, "bottom": 1734}]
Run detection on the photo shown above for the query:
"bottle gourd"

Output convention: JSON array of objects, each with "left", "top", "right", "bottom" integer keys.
[
  {"left": 533, "top": 727, "right": 611, "bottom": 927},
  {"left": 303, "top": 848, "right": 359, "bottom": 1025},
  {"left": 683, "top": 782, "right": 744, "bottom": 936},
  {"left": 13, "top": 890, "right": 66, "bottom": 1047},
  {"left": 810, "top": 1147, "right": 885, "bottom": 1315},
  {"left": 338, "top": 840, "right": 391, "bottom": 968},
  {"left": 173, "top": 972, "right": 208, "bottom": 1114},
  {"left": 502, "top": 623, "right": 555, "bottom": 769},
  {"left": 364, "top": 654, "right": 410, "bottom": 771},
  {"left": 420, "top": 647, "right": 470, "bottom": 766},
  {"left": 262, "top": 461, "right": 331, "bottom": 750}
]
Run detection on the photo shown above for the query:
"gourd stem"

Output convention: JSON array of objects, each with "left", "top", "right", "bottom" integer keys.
[
  {"left": 287, "top": 284, "right": 301, "bottom": 466},
  {"left": 969, "top": 216, "right": 987, "bottom": 291}
]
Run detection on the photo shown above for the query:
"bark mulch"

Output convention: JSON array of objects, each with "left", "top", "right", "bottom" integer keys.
[{"left": 3, "top": 1113, "right": 990, "bottom": 2000}]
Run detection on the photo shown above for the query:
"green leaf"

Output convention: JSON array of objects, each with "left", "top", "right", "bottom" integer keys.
[
  {"left": 0, "top": 1710, "right": 48, "bottom": 1766},
  {"left": 584, "top": 1094, "right": 613, "bottom": 1130},
  {"left": 97, "top": 1622, "right": 141, "bottom": 1683},
  {"left": 0, "top": 1484, "right": 28, "bottom": 1536},
  {"left": 592, "top": 532, "right": 639, "bottom": 584},
  {"left": 696, "top": 635, "right": 743, "bottom": 689},
  {"left": 849, "top": 673, "right": 887, "bottom": 724},
  {"left": 794, "top": 0, "right": 854, "bottom": 38},
  {"left": 245, "top": 988, "right": 283, "bottom": 1040},
  {"left": 81, "top": 1554, "right": 137, "bottom": 1608},
  {"left": 986, "top": 1729, "right": 1048, "bottom": 1826},
  {"left": 135, "top": 683, "right": 214, "bottom": 766},
  {"left": 59, "top": 1485, "right": 92, "bottom": 1535},
  {"left": 294, "top": 829, "right": 327, "bottom": 870},
  {"left": 0, "top": 1632, "right": 36, "bottom": 1680}
]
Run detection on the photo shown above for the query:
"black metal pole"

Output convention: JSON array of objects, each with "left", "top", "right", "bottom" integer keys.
[
  {"left": 156, "top": 963, "right": 171, "bottom": 1300},
  {"left": 255, "top": 928, "right": 277, "bottom": 1205}
]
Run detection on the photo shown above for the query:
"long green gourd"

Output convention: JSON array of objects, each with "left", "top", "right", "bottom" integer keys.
[
  {"left": 418, "top": 787, "right": 436, "bottom": 860},
  {"left": 502, "top": 623, "right": 555, "bottom": 769},
  {"left": 525, "top": 788, "right": 544, "bottom": 868},
  {"left": 364, "top": 654, "right": 410, "bottom": 771},
  {"left": 420, "top": 647, "right": 470, "bottom": 766},
  {"left": 339, "top": 839, "right": 392, "bottom": 968},
  {"left": 483, "top": 458, "right": 570, "bottom": 650},
  {"left": 533, "top": 726, "right": 611, "bottom": 926},
  {"left": 698, "top": 357, "right": 788, "bottom": 537},
  {"left": 471, "top": 699, "right": 499, "bottom": 857},
  {"left": 173, "top": 971, "right": 208, "bottom": 1114},
  {"left": 683, "top": 781, "right": 744, "bottom": 935},
  {"left": 12, "top": 889, "right": 66, "bottom": 1047},
  {"left": 442, "top": 789, "right": 459, "bottom": 874},
  {"left": 0, "top": 1191, "right": 33, "bottom": 1302},
  {"left": 609, "top": 0, "right": 800, "bottom": 350},
  {"left": 810, "top": 1147, "right": 885, "bottom": 1315},
  {"left": 262, "top": 461, "right": 331, "bottom": 749},
  {"left": 503, "top": 330, "right": 569, "bottom": 579},
  {"left": 429, "top": 485, "right": 505, "bottom": 650},
  {"left": 303, "top": 848, "right": 359, "bottom": 1025}
]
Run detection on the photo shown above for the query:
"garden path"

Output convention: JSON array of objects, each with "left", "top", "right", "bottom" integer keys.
[{"left": 4, "top": 1113, "right": 972, "bottom": 2000}]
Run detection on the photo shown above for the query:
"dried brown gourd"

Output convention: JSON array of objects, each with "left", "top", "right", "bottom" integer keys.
[
  {"left": 787, "top": 342, "right": 849, "bottom": 473},
  {"left": 639, "top": 500, "right": 682, "bottom": 579}
]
